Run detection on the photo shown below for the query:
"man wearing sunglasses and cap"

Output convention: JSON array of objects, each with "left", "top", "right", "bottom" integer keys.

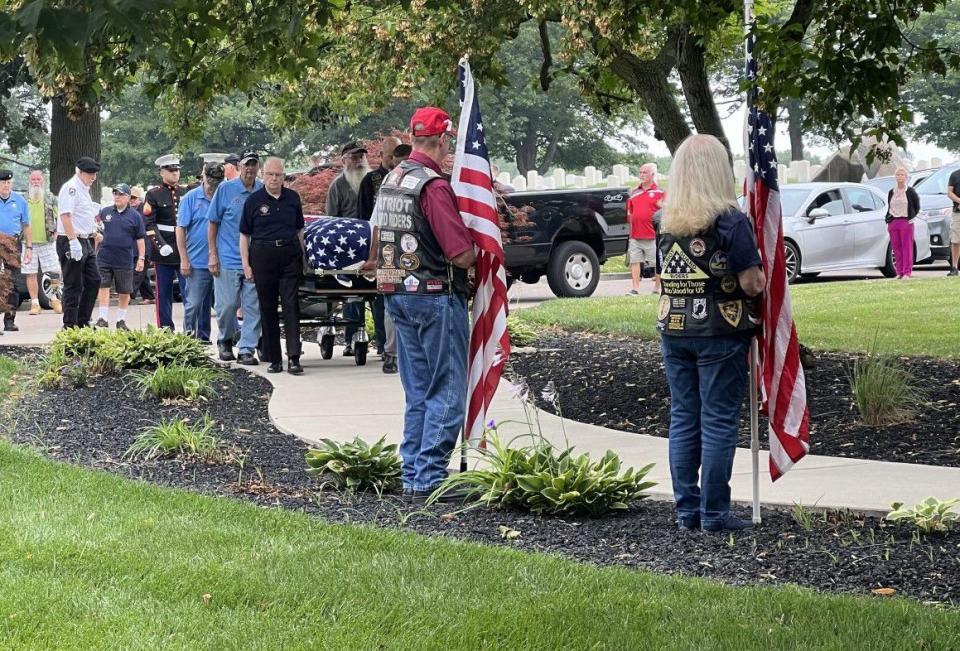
[
  {"left": 56, "top": 157, "right": 102, "bottom": 328},
  {"left": 365, "top": 106, "right": 476, "bottom": 501},
  {"left": 94, "top": 184, "right": 145, "bottom": 330},
  {"left": 223, "top": 153, "right": 241, "bottom": 181},
  {"left": 143, "top": 153, "right": 187, "bottom": 330}
]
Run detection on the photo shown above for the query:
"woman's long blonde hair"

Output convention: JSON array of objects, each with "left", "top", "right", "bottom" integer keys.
[{"left": 661, "top": 134, "right": 739, "bottom": 237}]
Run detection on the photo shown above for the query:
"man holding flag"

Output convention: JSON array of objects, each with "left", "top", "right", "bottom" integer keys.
[{"left": 369, "top": 106, "right": 476, "bottom": 502}]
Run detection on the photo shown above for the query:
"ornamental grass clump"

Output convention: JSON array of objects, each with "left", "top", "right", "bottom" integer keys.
[
  {"left": 430, "top": 432, "right": 656, "bottom": 516},
  {"left": 125, "top": 416, "right": 222, "bottom": 462},
  {"left": 886, "top": 497, "right": 960, "bottom": 535},
  {"left": 305, "top": 436, "right": 401, "bottom": 494},
  {"left": 131, "top": 364, "right": 227, "bottom": 400},
  {"left": 848, "top": 353, "right": 922, "bottom": 426}
]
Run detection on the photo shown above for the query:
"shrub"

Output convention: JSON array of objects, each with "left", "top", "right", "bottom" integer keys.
[
  {"left": 506, "top": 314, "right": 541, "bottom": 347},
  {"left": 305, "top": 436, "right": 401, "bottom": 493},
  {"left": 886, "top": 497, "right": 960, "bottom": 534},
  {"left": 848, "top": 354, "right": 921, "bottom": 426},
  {"left": 125, "top": 416, "right": 222, "bottom": 461},
  {"left": 131, "top": 364, "right": 227, "bottom": 400},
  {"left": 431, "top": 433, "right": 656, "bottom": 516}
]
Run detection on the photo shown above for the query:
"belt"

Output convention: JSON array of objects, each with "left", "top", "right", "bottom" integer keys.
[
  {"left": 57, "top": 233, "right": 96, "bottom": 240},
  {"left": 251, "top": 238, "right": 297, "bottom": 247},
  {"left": 156, "top": 224, "right": 176, "bottom": 233}
]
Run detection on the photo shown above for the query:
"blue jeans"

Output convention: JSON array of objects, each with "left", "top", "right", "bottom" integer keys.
[
  {"left": 386, "top": 293, "right": 469, "bottom": 491},
  {"left": 213, "top": 269, "right": 261, "bottom": 354},
  {"left": 154, "top": 264, "right": 185, "bottom": 329},
  {"left": 660, "top": 335, "right": 750, "bottom": 527},
  {"left": 182, "top": 268, "right": 213, "bottom": 342}
]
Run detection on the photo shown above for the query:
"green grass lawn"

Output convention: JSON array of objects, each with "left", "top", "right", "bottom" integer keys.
[
  {"left": 0, "top": 442, "right": 958, "bottom": 649},
  {"left": 517, "top": 277, "right": 960, "bottom": 357},
  {"left": 601, "top": 254, "right": 629, "bottom": 273}
]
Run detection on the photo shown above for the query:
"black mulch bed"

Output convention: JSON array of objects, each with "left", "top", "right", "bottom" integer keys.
[
  {"left": 3, "top": 345, "right": 959, "bottom": 606},
  {"left": 509, "top": 331, "right": 960, "bottom": 468}
]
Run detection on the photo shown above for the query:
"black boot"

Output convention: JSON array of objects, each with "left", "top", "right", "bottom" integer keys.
[
  {"left": 287, "top": 357, "right": 304, "bottom": 375},
  {"left": 4, "top": 314, "right": 18, "bottom": 332}
]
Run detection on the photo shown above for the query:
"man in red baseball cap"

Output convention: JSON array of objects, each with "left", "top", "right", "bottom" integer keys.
[{"left": 364, "top": 105, "right": 474, "bottom": 502}]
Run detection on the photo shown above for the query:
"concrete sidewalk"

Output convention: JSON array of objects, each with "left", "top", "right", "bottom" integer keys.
[{"left": 7, "top": 305, "right": 960, "bottom": 514}]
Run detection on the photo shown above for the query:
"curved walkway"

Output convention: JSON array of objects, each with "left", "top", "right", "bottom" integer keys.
[{"left": 7, "top": 303, "right": 959, "bottom": 514}]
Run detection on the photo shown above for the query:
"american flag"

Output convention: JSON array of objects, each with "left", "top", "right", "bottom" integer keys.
[
  {"left": 745, "top": 34, "right": 810, "bottom": 480},
  {"left": 451, "top": 57, "right": 510, "bottom": 445},
  {"left": 304, "top": 217, "right": 372, "bottom": 270}
]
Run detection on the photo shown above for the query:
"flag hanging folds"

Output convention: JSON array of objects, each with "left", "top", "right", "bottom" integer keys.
[
  {"left": 744, "top": 34, "right": 810, "bottom": 480},
  {"left": 451, "top": 57, "right": 511, "bottom": 444}
]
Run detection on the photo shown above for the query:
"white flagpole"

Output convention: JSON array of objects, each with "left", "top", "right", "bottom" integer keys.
[{"left": 744, "top": 0, "right": 762, "bottom": 525}]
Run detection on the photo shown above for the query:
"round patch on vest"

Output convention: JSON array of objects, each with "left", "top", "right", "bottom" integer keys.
[
  {"left": 259, "top": 204, "right": 269, "bottom": 214},
  {"left": 400, "top": 233, "right": 418, "bottom": 253},
  {"left": 657, "top": 294, "right": 670, "bottom": 320},
  {"left": 399, "top": 253, "right": 420, "bottom": 271},
  {"left": 689, "top": 238, "right": 706, "bottom": 257},
  {"left": 708, "top": 251, "right": 728, "bottom": 276},
  {"left": 720, "top": 275, "right": 737, "bottom": 293}
]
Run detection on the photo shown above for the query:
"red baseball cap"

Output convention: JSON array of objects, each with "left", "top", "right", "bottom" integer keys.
[{"left": 410, "top": 107, "right": 457, "bottom": 138}]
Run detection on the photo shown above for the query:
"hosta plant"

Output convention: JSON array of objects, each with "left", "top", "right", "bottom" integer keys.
[
  {"left": 506, "top": 314, "right": 541, "bottom": 348},
  {"left": 430, "top": 433, "right": 656, "bottom": 516},
  {"left": 306, "top": 436, "right": 401, "bottom": 493},
  {"left": 886, "top": 497, "right": 960, "bottom": 534}
]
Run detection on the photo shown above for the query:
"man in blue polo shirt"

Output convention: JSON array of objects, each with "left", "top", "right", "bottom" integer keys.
[
  {"left": 0, "top": 169, "right": 32, "bottom": 331},
  {"left": 94, "top": 184, "right": 145, "bottom": 330},
  {"left": 206, "top": 149, "right": 263, "bottom": 364},
  {"left": 177, "top": 162, "right": 224, "bottom": 343}
]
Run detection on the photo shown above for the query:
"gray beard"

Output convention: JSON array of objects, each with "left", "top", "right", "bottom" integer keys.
[
  {"left": 344, "top": 165, "right": 369, "bottom": 194},
  {"left": 28, "top": 186, "right": 44, "bottom": 202}
]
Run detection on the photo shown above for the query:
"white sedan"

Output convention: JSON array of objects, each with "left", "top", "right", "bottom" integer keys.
[{"left": 777, "top": 182, "right": 931, "bottom": 282}]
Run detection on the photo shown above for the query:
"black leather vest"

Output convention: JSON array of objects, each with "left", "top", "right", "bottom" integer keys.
[
  {"left": 656, "top": 225, "right": 758, "bottom": 337},
  {"left": 374, "top": 160, "right": 468, "bottom": 296}
]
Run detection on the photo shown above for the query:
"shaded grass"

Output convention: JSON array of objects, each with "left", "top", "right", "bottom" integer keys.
[
  {"left": 517, "top": 278, "right": 960, "bottom": 357},
  {"left": 0, "top": 441, "right": 957, "bottom": 649},
  {"left": 601, "top": 254, "right": 629, "bottom": 273}
]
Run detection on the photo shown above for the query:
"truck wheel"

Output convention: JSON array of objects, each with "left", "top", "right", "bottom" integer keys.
[{"left": 547, "top": 241, "right": 600, "bottom": 298}]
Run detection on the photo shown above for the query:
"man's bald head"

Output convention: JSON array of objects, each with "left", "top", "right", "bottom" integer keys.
[{"left": 381, "top": 136, "right": 402, "bottom": 169}]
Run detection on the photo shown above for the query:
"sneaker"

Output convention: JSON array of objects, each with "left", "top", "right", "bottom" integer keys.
[
  {"left": 236, "top": 352, "right": 259, "bottom": 366},
  {"left": 948, "top": 268, "right": 959, "bottom": 277},
  {"left": 115, "top": 320, "right": 129, "bottom": 331},
  {"left": 382, "top": 354, "right": 398, "bottom": 374},
  {"left": 29, "top": 303, "right": 41, "bottom": 315},
  {"left": 51, "top": 298, "right": 63, "bottom": 314},
  {"left": 626, "top": 289, "right": 639, "bottom": 296},
  {"left": 677, "top": 513, "right": 700, "bottom": 531},
  {"left": 343, "top": 344, "right": 354, "bottom": 357},
  {"left": 409, "top": 486, "right": 477, "bottom": 504},
  {"left": 218, "top": 342, "right": 235, "bottom": 362},
  {"left": 95, "top": 318, "right": 109, "bottom": 329},
  {"left": 702, "top": 515, "right": 755, "bottom": 532}
]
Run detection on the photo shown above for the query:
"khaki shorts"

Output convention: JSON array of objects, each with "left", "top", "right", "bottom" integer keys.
[
  {"left": 627, "top": 238, "right": 656, "bottom": 265},
  {"left": 951, "top": 212, "right": 960, "bottom": 244}
]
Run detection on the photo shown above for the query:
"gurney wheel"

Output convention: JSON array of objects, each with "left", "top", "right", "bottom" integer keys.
[
  {"left": 354, "top": 342, "right": 368, "bottom": 366},
  {"left": 319, "top": 334, "right": 334, "bottom": 360}
]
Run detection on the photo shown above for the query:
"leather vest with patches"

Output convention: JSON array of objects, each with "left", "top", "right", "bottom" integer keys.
[
  {"left": 374, "top": 160, "right": 468, "bottom": 296},
  {"left": 656, "top": 225, "right": 758, "bottom": 337}
]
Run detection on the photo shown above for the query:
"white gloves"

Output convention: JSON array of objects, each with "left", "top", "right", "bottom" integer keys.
[
  {"left": 69, "top": 239, "right": 83, "bottom": 261},
  {"left": 159, "top": 244, "right": 174, "bottom": 257}
]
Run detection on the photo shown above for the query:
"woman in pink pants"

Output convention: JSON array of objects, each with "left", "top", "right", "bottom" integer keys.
[{"left": 885, "top": 167, "right": 920, "bottom": 278}]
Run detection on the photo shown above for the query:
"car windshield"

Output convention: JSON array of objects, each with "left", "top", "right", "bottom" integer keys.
[
  {"left": 779, "top": 188, "right": 808, "bottom": 217},
  {"left": 864, "top": 177, "right": 896, "bottom": 193},
  {"left": 914, "top": 165, "right": 960, "bottom": 195}
]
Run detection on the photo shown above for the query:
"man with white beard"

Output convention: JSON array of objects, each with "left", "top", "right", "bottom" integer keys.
[
  {"left": 23, "top": 170, "right": 62, "bottom": 315},
  {"left": 324, "top": 141, "right": 369, "bottom": 220},
  {"left": 325, "top": 141, "right": 370, "bottom": 354}
]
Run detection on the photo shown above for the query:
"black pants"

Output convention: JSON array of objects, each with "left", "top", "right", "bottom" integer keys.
[
  {"left": 372, "top": 294, "right": 386, "bottom": 351},
  {"left": 56, "top": 236, "right": 100, "bottom": 327},
  {"left": 133, "top": 261, "right": 155, "bottom": 299},
  {"left": 250, "top": 242, "right": 302, "bottom": 363}
]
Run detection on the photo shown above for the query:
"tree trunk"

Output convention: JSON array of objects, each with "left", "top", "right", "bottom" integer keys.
[
  {"left": 786, "top": 98, "right": 805, "bottom": 161},
  {"left": 50, "top": 97, "right": 101, "bottom": 195},
  {"left": 514, "top": 124, "right": 539, "bottom": 176},
  {"left": 537, "top": 129, "right": 562, "bottom": 175},
  {"left": 676, "top": 25, "right": 730, "bottom": 155}
]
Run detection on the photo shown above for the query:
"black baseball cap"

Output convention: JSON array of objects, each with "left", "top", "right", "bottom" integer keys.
[
  {"left": 0, "top": 169, "right": 12, "bottom": 181},
  {"left": 224, "top": 153, "right": 241, "bottom": 165},
  {"left": 204, "top": 162, "right": 225, "bottom": 181},
  {"left": 76, "top": 157, "right": 101, "bottom": 173},
  {"left": 239, "top": 149, "right": 259, "bottom": 165},
  {"left": 340, "top": 141, "right": 367, "bottom": 156}
]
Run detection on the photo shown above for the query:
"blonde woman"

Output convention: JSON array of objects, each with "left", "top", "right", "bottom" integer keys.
[
  {"left": 885, "top": 167, "right": 920, "bottom": 278},
  {"left": 656, "top": 134, "right": 765, "bottom": 532}
]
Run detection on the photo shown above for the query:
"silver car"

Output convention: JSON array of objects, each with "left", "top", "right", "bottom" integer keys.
[
  {"left": 911, "top": 164, "right": 958, "bottom": 260},
  {"left": 779, "top": 183, "right": 932, "bottom": 282}
]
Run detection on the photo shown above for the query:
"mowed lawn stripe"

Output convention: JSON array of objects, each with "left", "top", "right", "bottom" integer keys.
[
  {"left": 517, "top": 277, "right": 960, "bottom": 357},
  {"left": 0, "top": 443, "right": 957, "bottom": 649}
]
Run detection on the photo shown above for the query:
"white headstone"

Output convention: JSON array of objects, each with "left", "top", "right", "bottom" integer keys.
[
  {"left": 497, "top": 172, "right": 512, "bottom": 186},
  {"left": 612, "top": 164, "right": 630, "bottom": 182},
  {"left": 791, "top": 159, "right": 811, "bottom": 182},
  {"left": 733, "top": 159, "right": 747, "bottom": 180},
  {"left": 584, "top": 165, "right": 597, "bottom": 181},
  {"left": 526, "top": 170, "right": 539, "bottom": 187},
  {"left": 809, "top": 164, "right": 821, "bottom": 179},
  {"left": 551, "top": 168, "right": 565, "bottom": 187},
  {"left": 931, "top": 157, "right": 942, "bottom": 169},
  {"left": 511, "top": 175, "right": 527, "bottom": 191},
  {"left": 605, "top": 175, "right": 619, "bottom": 188},
  {"left": 573, "top": 176, "right": 586, "bottom": 189},
  {"left": 778, "top": 164, "right": 789, "bottom": 183},
  {"left": 543, "top": 178, "right": 556, "bottom": 190}
]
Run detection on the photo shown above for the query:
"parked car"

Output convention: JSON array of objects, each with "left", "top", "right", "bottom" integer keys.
[
  {"left": 911, "top": 164, "right": 959, "bottom": 260},
  {"left": 863, "top": 168, "right": 936, "bottom": 194},
  {"left": 14, "top": 268, "right": 61, "bottom": 311},
  {"left": 777, "top": 182, "right": 931, "bottom": 282},
  {"left": 498, "top": 188, "right": 629, "bottom": 297}
]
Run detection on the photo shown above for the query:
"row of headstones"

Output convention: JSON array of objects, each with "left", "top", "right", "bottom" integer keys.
[{"left": 498, "top": 157, "right": 946, "bottom": 192}]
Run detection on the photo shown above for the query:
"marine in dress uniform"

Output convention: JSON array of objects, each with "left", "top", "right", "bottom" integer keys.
[
  {"left": 56, "top": 157, "right": 102, "bottom": 329},
  {"left": 143, "top": 154, "right": 187, "bottom": 329}
]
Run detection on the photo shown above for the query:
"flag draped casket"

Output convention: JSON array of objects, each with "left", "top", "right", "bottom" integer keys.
[{"left": 303, "top": 217, "right": 375, "bottom": 290}]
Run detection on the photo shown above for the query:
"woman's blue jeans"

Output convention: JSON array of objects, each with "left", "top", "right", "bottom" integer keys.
[{"left": 660, "top": 334, "right": 750, "bottom": 527}]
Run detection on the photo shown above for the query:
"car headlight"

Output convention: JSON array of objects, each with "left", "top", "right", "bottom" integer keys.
[{"left": 918, "top": 207, "right": 950, "bottom": 220}]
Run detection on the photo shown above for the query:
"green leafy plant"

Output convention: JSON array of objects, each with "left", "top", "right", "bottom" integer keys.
[
  {"left": 125, "top": 416, "right": 222, "bottom": 462},
  {"left": 305, "top": 436, "right": 401, "bottom": 493},
  {"left": 506, "top": 314, "right": 540, "bottom": 347},
  {"left": 848, "top": 353, "right": 922, "bottom": 426},
  {"left": 45, "top": 326, "right": 209, "bottom": 377},
  {"left": 431, "top": 432, "right": 656, "bottom": 516},
  {"left": 886, "top": 497, "right": 960, "bottom": 534},
  {"left": 130, "top": 364, "right": 227, "bottom": 400}
]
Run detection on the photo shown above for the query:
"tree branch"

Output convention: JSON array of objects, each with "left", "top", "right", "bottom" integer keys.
[{"left": 538, "top": 20, "right": 553, "bottom": 92}]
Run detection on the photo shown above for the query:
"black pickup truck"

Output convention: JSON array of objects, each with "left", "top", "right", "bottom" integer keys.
[{"left": 499, "top": 187, "right": 629, "bottom": 297}]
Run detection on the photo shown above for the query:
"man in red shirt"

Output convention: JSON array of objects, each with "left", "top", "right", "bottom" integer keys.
[{"left": 626, "top": 163, "right": 665, "bottom": 294}]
